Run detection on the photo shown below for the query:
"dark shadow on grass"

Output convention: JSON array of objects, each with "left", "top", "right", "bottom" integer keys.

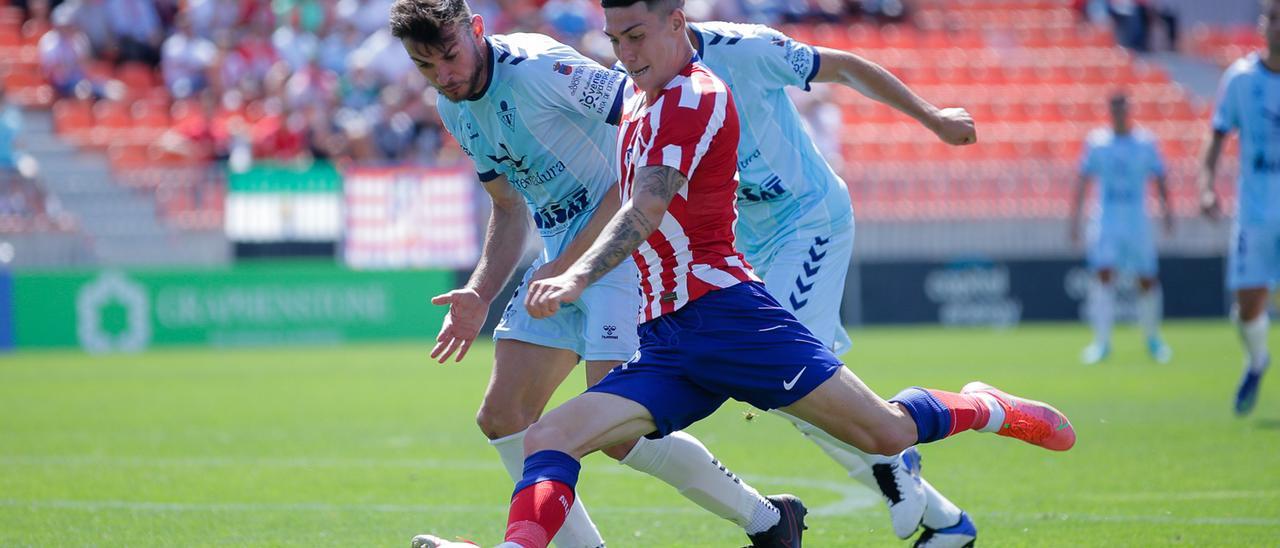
[{"left": 1252, "top": 418, "right": 1280, "bottom": 430}]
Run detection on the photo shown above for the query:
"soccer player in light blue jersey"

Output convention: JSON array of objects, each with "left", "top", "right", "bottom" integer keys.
[
  {"left": 1069, "top": 93, "right": 1174, "bottom": 366},
  {"left": 1200, "top": 0, "right": 1280, "bottom": 416},
  {"left": 392, "top": 2, "right": 821, "bottom": 546},
  {"left": 684, "top": 20, "right": 980, "bottom": 547}
]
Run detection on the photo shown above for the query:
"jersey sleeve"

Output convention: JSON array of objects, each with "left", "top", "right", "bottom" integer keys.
[
  {"left": 1078, "top": 139, "right": 1099, "bottom": 177},
  {"left": 736, "top": 26, "right": 821, "bottom": 91},
  {"left": 1211, "top": 64, "right": 1242, "bottom": 133},
  {"left": 527, "top": 48, "right": 629, "bottom": 126},
  {"left": 640, "top": 78, "right": 732, "bottom": 180}
]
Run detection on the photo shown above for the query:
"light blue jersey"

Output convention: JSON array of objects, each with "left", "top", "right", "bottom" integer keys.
[
  {"left": 687, "top": 21, "right": 853, "bottom": 261},
  {"left": 0, "top": 104, "right": 21, "bottom": 170},
  {"left": 1079, "top": 127, "right": 1165, "bottom": 234},
  {"left": 437, "top": 33, "right": 627, "bottom": 261},
  {"left": 434, "top": 33, "right": 641, "bottom": 360},
  {"left": 1213, "top": 53, "right": 1280, "bottom": 227}
]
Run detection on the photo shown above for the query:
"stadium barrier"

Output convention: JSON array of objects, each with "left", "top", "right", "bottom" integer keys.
[
  {"left": 855, "top": 257, "right": 1227, "bottom": 326},
  {"left": 10, "top": 262, "right": 452, "bottom": 352}
]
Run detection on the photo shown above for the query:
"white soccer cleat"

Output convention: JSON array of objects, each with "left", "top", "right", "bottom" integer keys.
[
  {"left": 871, "top": 446, "right": 926, "bottom": 539},
  {"left": 1080, "top": 342, "right": 1109, "bottom": 365},
  {"left": 411, "top": 534, "right": 479, "bottom": 548}
]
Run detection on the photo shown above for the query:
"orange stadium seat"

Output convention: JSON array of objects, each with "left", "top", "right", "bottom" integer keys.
[{"left": 52, "top": 99, "right": 93, "bottom": 134}]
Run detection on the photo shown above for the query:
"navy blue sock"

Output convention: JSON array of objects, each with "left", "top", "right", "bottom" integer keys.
[
  {"left": 890, "top": 387, "right": 953, "bottom": 444},
  {"left": 513, "top": 449, "right": 582, "bottom": 498}
]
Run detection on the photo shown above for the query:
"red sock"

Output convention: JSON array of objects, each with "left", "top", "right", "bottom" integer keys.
[
  {"left": 926, "top": 389, "right": 991, "bottom": 437},
  {"left": 504, "top": 480, "right": 576, "bottom": 548}
]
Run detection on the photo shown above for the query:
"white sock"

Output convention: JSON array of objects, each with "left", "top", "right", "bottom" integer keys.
[
  {"left": 1137, "top": 286, "right": 1163, "bottom": 341},
  {"left": 920, "top": 478, "right": 964, "bottom": 530},
  {"left": 1238, "top": 314, "right": 1271, "bottom": 372},
  {"left": 770, "top": 410, "right": 877, "bottom": 484},
  {"left": 490, "top": 430, "right": 604, "bottom": 548},
  {"left": 973, "top": 393, "right": 1005, "bottom": 433},
  {"left": 1089, "top": 280, "right": 1114, "bottom": 348},
  {"left": 619, "top": 431, "right": 779, "bottom": 534}
]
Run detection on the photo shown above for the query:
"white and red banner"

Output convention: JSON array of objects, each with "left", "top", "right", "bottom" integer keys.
[{"left": 343, "top": 167, "right": 479, "bottom": 269}]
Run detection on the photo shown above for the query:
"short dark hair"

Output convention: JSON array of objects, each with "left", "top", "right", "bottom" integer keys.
[
  {"left": 600, "top": 0, "right": 683, "bottom": 12},
  {"left": 389, "top": 0, "right": 472, "bottom": 47}
]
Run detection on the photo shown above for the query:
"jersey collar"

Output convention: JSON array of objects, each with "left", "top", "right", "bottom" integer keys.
[
  {"left": 689, "top": 23, "right": 706, "bottom": 59},
  {"left": 466, "top": 37, "right": 497, "bottom": 102}
]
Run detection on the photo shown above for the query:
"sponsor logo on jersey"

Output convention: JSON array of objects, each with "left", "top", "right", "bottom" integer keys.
[
  {"left": 1255, "top": 153, "right": 1280, "bottom": 173},
  {"left": 788, "top": 46, "right": 812, "bottom": 79},
  {"left": 569, "top": 68, "right": 621, "bottom": 117},
  {"left": 510, "top": 160, "right": 566, "bottom": 190},
  {"left": 532, "top": 186, "right": 589, "bottom": 231},
  {"left": 737, "top": 174, "right": 789, "bottom": 203},
  {"left": 486, "top": 142, "right": 531, "bottom": 175},
  {"left": 602, "top": 324, "right": 618, "bottom": 339}
]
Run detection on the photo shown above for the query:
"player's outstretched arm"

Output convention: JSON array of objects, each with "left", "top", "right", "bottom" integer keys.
[
  {"left": 1068, "top": 173, "right": 1091, "bottom": 246},
  {"left": 1198, "top": 129, "right": 1228, "bottom": 219},
  {"left": 430, "top": 174, "right": 530, "bottom": 363},
  {"left": 811, "top": 46, "right": 976, "bottom": 145},
  {"left": 525, "top": 166, "right": 687, "bottom": 318},
  {"left": 529, "top": 187, "right": 622, "bottom": 282}
]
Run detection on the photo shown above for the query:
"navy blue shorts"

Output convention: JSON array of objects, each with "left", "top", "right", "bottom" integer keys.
[{"left": 586, "top": 281, "right": 843, "bottom": 438}]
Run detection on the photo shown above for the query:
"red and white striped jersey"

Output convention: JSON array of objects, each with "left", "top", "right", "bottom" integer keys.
[{"left": 617, "top": 59, "right": 759, "bottom": 322}]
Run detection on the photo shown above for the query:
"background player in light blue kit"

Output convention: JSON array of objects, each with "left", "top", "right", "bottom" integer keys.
[
  {"left": 685, "top": 19, "right": 980, "bottom": 547},
  {"left": 1069, "top": 92, "right": 1174, "bottom": 366},
  {"left": 1200, "top": 0, "right": 1280, "bottom": 416}
]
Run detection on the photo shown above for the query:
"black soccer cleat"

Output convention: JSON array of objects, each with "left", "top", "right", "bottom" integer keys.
[{"left": 746, "top": 494, "right": 808, "bottom": 548}]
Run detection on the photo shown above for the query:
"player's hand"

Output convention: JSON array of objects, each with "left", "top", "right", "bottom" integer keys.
[
  {"left": 1199, "top": 188, "right": 1222, "bottom": 220},
  {"left": 525, "top": 274, "right": 586, "bottom": 319},
  {"left": 528, "top": 260, "right": 563, "bottom": 283},
  {"left": 930, "top": 108, "right": 977, "bottom": 146},
  {"left": 429, "top": 288, "right": 488, "bottom": 364}
]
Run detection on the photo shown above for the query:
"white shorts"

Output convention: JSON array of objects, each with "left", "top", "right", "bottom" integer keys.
[
  {"left": 749, "top": 217, "right": 855, "bottom": 355},
  {"left": 493, "top": 258, "right": 642, "bottom": 362},
  {"left": 1228, "top": 222, "right": 1280, "bottom": 290},
  {"left": 1086, "top": 227, "right": 1158, "bottom": 277}
]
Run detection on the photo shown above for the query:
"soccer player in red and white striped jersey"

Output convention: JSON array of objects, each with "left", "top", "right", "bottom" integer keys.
[
  {"left": 415, "top": 2, "right": 1076, "bottom": 547},
  {"left": 614, "top": 45, "right": 756, "bottom": 321}
]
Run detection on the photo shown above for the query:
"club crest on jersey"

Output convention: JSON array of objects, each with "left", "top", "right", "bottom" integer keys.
[
  {"left": 498, "top": 100, "right": 517, "bottom": 130},
  {"left": 552, "top": 61, "right": 574, "bottom": 75}
]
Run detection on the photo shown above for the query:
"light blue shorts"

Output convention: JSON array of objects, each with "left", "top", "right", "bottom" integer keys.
[
  {"left": 747, "top": 217, "right": 855, "bottom": 356},
  {"left": 493, "top": 258, "right": 642, "bottom": 362},
  {"left": 1228, "top": 222, "right": 1280, "bottom": 290},
  {"left": 1086, "top": 226, "right": 1158, "bottom": 277}
]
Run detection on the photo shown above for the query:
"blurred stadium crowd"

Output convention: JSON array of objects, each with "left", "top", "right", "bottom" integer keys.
[
  {"left": 0, "top": 0, "right": 1267, "bottom": 233},
  {"left": 27, "top": 0, "right": 902, "bottom": 166}
]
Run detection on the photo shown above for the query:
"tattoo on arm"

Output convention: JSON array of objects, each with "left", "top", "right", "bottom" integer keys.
[{"left": 575, "top": 166, "right": 687, "bottom": 284}]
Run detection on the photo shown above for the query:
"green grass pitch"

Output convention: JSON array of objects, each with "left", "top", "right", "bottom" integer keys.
[{"left": 1, "top": 321, "right": 1278, "bottom": 546}]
